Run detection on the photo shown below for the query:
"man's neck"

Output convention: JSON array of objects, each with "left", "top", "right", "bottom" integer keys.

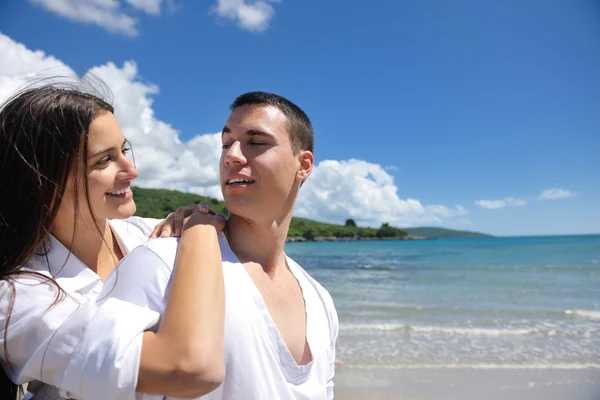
[{"left": 226, "top": 212, "right": 292, "bottom": 275}]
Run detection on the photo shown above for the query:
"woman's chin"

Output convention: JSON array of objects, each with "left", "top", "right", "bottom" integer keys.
[{"left": 108, "top": 203, "right": 137, "bottom": 220}]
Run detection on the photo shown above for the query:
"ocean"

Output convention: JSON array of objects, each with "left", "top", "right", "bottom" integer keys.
[{"left": 284, "top": 235, "right": 600, "bottom": 369}]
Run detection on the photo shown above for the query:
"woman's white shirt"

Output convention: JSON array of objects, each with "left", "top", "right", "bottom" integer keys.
[{"left": 0, "top": 217, "right": 161, "bottom": 400}]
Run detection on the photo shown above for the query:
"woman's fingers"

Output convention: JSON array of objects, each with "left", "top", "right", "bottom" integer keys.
[
  {"left": 149, "top": 219, "right": 170, "bottom": 239},
  {"left": 149, "top": 203, "right": 223, "bottom": 239}
]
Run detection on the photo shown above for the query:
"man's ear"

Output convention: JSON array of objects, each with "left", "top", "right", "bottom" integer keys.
[{"left": 296, "top": 150, "right": 314, "bottom": 183}]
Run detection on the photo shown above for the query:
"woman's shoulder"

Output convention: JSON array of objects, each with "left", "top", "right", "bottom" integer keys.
[
  {"left": 0, "top": 267, "right": 89, "bottom": 326},
  {"left": 0, "top": 238, "right": 100, "bottom": 313}
]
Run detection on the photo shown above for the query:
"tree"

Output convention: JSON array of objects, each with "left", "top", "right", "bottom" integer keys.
[
  {"left": 302, "top": 229, "right": 315, "bottom": 240},
  {"left": 344, "top": 218, "right": 357, "bottom": 227},
  {"left": 377, "top": 222, "right": 402, "bottom": 238}
]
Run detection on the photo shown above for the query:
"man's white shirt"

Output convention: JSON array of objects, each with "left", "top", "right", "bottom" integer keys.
[{"left": 99, "top": 233, "right": 339, "bottom": 400}]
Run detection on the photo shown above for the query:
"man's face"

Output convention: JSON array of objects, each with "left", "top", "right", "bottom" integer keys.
[{"left": 220, "top": 104, "right": 311, "bottom": 221}]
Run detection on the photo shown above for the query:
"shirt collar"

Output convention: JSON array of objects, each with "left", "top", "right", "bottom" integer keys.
[
  {"left": 32, "top": 234, "right": 100, "bottom": 293},
  {"left": 31, "top": 219, "right": 129, "bottom": 293},
  {"left": 108, "top": 218, "right": 145, "bottom": 255}
]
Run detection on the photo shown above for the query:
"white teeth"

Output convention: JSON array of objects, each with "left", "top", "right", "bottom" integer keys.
[
  {"left": 228, "top": 178, "right": 253, "bottom": 185},
  {"left": 107, "top": 187, "right": 131, "bottom": 195}
]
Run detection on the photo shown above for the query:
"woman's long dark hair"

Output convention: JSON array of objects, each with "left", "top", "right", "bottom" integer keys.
[{"left": 0, "top": 82, "right": 114, "bottom": 398}]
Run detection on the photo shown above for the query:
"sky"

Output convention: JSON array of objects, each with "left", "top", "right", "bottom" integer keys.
[{"left": 0, "top": 0, "right": 598, "bottom": 236}]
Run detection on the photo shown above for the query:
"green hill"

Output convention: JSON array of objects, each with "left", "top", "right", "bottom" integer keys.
[
  {"left": 131, "top": 187, "right": 490, "bottom": 240},
  {"left": 402, "top": 227, "right": 492, "bottom": 239},
  {"left": 132, "top": 186, "right": 228, "bottom": 217}
]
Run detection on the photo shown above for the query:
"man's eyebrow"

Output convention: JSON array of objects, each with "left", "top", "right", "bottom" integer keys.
[
  {"left": 90, "top": 139, "right": 127, "bottom": 157},
  {"left": 221, "top": 126, "right": 274, "bottom": 138},
  {"left": 246, "top": 129, "right": 274, "bottom": 138}
]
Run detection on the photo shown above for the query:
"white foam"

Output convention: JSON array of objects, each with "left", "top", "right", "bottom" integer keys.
[
  {"left": 344, "top": 363, "right": 600, "bottom": 370},
  {"left": 564, "top": 309, "right": 600, "bottom": 320},
  {"left": 340, "top": 323, "right": 545, "bottom": 337},
  {"left": 341, "top": 323, "right": 405, "bottom": 332},
  {"left": 410, "top": 325, "right": 537, "bottom": 337}
]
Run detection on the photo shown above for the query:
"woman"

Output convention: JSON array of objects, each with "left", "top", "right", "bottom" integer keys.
[{"left": 0, "top": 83, "right": 225, "bottom": 399}]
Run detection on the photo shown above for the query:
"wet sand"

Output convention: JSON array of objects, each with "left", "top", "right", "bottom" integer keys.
[{"left": 334, "top": 366, "right": 600, "bottom": 400}]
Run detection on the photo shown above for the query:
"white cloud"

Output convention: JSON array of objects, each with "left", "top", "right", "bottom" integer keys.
[
  {"left": 29, "top": 0, "right": 163, "bottom": 36},
  {"left": 475, "top": 197, "right": 527, "bottom": 209},
  {"left": 86, "top": 61, "right": 223, "bottom": 198},
  {"left": 0, "top": 32, "right": 222, "bottom": 200},
  {"left": 295, "top": 159, "right": 468, "bottom": 227},
  {"left": 538, "top": 188, "right": 577, "bottom": 200},
  {"left": 212, "top": 0, "right": 279, "bottom": 32},
  {"left": 165, "top": 0, "right": 181, "bottom": 14},
  {"left": 0, "top": 34, "right": 75, "bottom": 102},
  {"left": 125, "top": 0, "right": 162, "bottom": 15},
  {"left": 0, "top": 32, "right": 469, "bottom": 228}
]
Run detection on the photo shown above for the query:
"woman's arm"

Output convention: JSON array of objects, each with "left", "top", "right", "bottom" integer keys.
[
  {"left": 136, "top": 207, "right": 225, "bottom": 397},
  {"left": 59, "top": 204, "right": 226, "bottom": 400},
  {"left": 1, "top": 205, "right": 226, "bottom": 400}
]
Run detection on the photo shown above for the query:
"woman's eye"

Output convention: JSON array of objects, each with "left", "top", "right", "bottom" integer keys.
[
  {"left": 96, "top": 156, "right": 113, "bottom": 166},
  {"left": 122, "top": 146, "right": 131, "bottom": 155}
]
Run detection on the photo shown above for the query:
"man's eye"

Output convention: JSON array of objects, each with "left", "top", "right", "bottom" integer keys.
[
  {"left": 222, "top": 144, "right": 232, "bottom": 149},
  {"left": 249, "top": 142, "right": 266, "bottom": 146}
]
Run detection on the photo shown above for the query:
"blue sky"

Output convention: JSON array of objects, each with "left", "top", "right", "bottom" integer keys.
[{"left": 0, "top": 0, "right": 598, "bottom": 236}]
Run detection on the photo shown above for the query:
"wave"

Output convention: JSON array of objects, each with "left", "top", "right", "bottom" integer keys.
[
  {"left": 357, "top": 265, "right": 396, "bottom": 271},
  {"left": 342, "top": 363, "right": 600, "bottom": 370},
  {"left": 351, "top": 304, "right": 587, "bottom": 319},
  {"left": 352, "top": 262, "right": 599, "bottom": 271},
  {"left": 339, "top": 323, "right": 585, "bottom": 337},
  {"left": 564, "top": 309, "right": 600, "bottom": 320}
]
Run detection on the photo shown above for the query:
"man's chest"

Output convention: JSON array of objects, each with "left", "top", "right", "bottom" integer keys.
[
  {"left": 221, "top": 265, "right": 329, "bottom": 362},
  {"left": 222, "top": 265, "right": 308, "bottom": 339}
]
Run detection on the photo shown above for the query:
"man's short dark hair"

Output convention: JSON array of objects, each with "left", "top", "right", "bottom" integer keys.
[{"left": 230, "top": 91, "right": 314, "bottom": 155}]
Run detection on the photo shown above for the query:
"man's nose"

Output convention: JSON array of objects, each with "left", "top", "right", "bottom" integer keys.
[{"left": 224, "top": 141, "right": 246, "bottom": 165}]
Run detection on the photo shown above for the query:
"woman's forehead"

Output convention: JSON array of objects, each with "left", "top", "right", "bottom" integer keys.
[{"left": 87, "top": 112, "right": 125, "bottom": 150}]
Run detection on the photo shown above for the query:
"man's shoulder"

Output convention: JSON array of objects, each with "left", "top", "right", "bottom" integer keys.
[
  {"left": 144, "top": 237, "right": 180, "bottom": 267},
  {"left": 127, "top": 232, "right": 233, "bottom": 271},
  {"left": 110, "top": 216, "right": 159, "bottom": 238},
  {"left": 125, "top": 237, "right": 180, "bottom": 271},
  {"left": 100, "top": 238, "right": 180, "bottom": 303}
]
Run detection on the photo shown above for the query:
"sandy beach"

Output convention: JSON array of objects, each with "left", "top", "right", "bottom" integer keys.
[{"left": 334, "top": 366, "right": 600, "bottom": 400}]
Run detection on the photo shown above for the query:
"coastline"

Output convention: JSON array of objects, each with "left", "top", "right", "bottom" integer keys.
[
  {"left": 334, "top": 366, "right": 600, "bottom": 400},
  {"left": 285, "top": 235, "right": 426, "bottom": 243}
]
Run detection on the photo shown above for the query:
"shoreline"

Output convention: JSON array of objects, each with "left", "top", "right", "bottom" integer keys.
[
  {"left": 334, "top": 366, "right": 600, "bottom": 400},
  {"left": 286, "top": 235, "right": 426, "bottom": 243}
]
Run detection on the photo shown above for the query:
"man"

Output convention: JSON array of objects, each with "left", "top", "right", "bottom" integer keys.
[{"left": 96, "top": 92, "right": 339, "bottom": 399}]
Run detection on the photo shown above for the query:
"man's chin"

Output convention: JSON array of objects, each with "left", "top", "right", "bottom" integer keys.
[{"left": 223, "top": 199, "right": 255, "bottom": 218}]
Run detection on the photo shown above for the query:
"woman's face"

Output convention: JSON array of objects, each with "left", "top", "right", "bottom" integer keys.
[{"left": 56, "top": 111, "right": 139, "bottom": 227}]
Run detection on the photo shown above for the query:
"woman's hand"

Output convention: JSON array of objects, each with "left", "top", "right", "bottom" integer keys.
[
  {"left": 149, "top": 203, "right": 224, "bottom": 238},
  {"left": 138, "top": 200, "right": 226, "bottom": 397},
  {"left": 183, "top": 202, "right": 226, "bottom": 233}
]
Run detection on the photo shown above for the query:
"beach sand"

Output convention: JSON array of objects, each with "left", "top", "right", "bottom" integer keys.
[{"left": 333, "top": 366, "right": 600, "bottom": 400}]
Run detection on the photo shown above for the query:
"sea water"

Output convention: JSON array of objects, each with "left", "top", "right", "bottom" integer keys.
[{"left": 285, "top": 235, "right": 600, "bottom": 368}]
